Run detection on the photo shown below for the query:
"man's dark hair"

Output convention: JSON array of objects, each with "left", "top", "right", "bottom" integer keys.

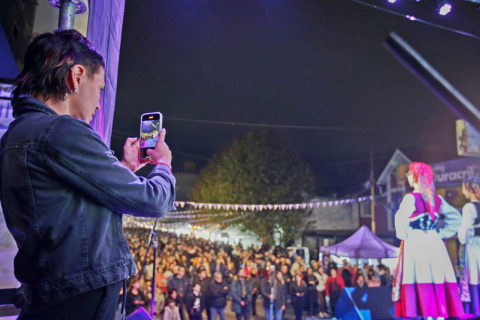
[{"left": 12, "top": 29, "right": 105, "bottom": 105}]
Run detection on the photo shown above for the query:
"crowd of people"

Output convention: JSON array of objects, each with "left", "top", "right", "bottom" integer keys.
[{"left": 122, "top": 231, "right": 393, "bottom": 320}]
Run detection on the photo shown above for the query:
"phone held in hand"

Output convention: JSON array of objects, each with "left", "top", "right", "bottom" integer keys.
[{"left": 140, "top": 112, "right": 163, "bottom": 159}]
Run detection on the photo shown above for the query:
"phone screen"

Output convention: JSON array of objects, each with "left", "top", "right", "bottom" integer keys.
[{"left": 140, "top": 113, "right": 162, "bottom": 158}]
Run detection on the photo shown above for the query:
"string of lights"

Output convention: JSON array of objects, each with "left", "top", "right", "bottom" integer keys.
[{"left": 174, "top": 196, "right": 372, "bottom": 211}]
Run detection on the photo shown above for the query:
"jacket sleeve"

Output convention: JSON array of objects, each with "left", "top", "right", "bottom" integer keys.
[
  {"left": 437, "top": 195, "right": 462, "bottom": 239},
  {"left": 280, "top": 283, "right": 287, "bottom": 307},
  {"left": 260, "top": 279, "right": 270, "bottom": 298},
  {"left": 338, "top": 276, "right": 345, "bottom": 290},
  {"left": 185, "top": 293, "right": 193, "bottom": 311},
  {"left": 209, "top": 283, "right": 221, "bottom": 299},
  {"left": 44, "top": 116, "right": 176, "bottom": 217},
  {"left": 222, "top": 283, "right": 230, "bottom": 295},
  {"left": 247, "top": 282, "right": 253, "bottom": 302},
  {"left": 325, "top": 278, "right": 331, "bottom": 296},
  {"left": 230, "top": 281, "right": 241, "bottom": 303},
  {"left": 459, "top": 203, "right": 477, "bottom": 244},
  {"left": 289, "top": 282, "right": 297, "bottom": 296}
]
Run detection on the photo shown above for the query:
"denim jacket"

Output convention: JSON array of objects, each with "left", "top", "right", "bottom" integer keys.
[{"left": 0, "top": 97, "right": 176, "bottom": 304}]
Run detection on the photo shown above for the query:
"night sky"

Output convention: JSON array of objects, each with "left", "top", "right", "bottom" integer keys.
[{"left": 112, "top": 0, "right": 480, "bottom": 196}]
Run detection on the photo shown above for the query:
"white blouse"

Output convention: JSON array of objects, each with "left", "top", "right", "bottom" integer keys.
[
  {"left": 395, "top": 194, "right": 461, "bottom": 240},
  {"left": 458, "top": 201, "right": 480, "bottom": 245}
]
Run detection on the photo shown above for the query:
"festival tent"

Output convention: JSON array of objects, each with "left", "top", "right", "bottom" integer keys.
[{"left": 320, "top": 225, "right": 399, "bottom": 258}]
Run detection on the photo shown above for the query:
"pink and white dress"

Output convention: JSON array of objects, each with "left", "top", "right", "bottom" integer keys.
[
  {"left": 458, "top": 200, "right": 480, "bottom": 314},
  {"left": 394, "top": 192, "right": 464, "bottom": 318}
]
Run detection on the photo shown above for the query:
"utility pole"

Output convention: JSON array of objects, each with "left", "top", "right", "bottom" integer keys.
[
  {"left": 370, "top": 146, "right": 376, "bottom": 234},
  {"left": 48, "top": 0, "right": 87, "bottom": 30}
]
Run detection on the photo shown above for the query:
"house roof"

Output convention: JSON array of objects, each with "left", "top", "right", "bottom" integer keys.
[{"left": 376, "top": 149, "right": 411, "bottom": 185}]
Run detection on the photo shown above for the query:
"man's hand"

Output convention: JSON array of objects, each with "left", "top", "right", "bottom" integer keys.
[
  {"left": 146, "top": 129, "right": 172, "bottom": 166},
  {"left": 240, "top": 301, "right": 245, "bottom": 306},
  {"left": 121, "top": 138, "right": 145, "bottom": 172},
  {"left": 269, "top": 295, "right": 275, "bottom": 300},
  {"left": 281, "top": 305, "right": 286, "bottom": 311}
]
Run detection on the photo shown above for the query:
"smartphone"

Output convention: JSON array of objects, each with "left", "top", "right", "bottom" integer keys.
[{"left": 140, "top": 112, "right": 163, "bottom": 159}]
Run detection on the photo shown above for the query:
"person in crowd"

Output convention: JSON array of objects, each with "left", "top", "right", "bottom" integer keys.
[
  {"left": 231, "top": 269, "right": 253, "bottom": 320},
  {"left": 156, "top": 265, "right": 169, "bottom": 295},
  {"left": 168, "top": 289, "right": 181, "bottom": 308},
  {"left": 262, "top": 261, "right": 273, "bottom": 278},
  {"left": 261, "top": 270, "right": 286, "bottom": 320},
  {"left": 1, "top": 29, "right": 176, "bottom": 320},
  {"left": 198, "top": 257, "right": 212, "bottom": 278},
  {"left": 194, "top": 268, "right": 212, "bottom": 320},
  {"left": 209, "top": 272, "right": 230, "bottom": 320},
  {"left": 361, "top": 263, "right": 370, "bottom": 279},
  {"left": 280, "top": 265, "right": 292, "bottom": 287},
  {"left": 393, "top": 162, "right": 464, "bottom": 318},
  {"left": 245, "top": 260, "right": 254, "bottom": 277},
  {"left": 355, "top": 274, "right": 366, "bottom": 288},
  {"left": 290, "top": 273, "right": 306, "bottom": 320},
  {"left": 459, "top": 175, "right": 480, "bottom": 315},
  {"left": 168, "top": 266, "right": 190, "bottom": 320},
  {"left": 326, "top": 257, "right": 337, "bottom": 275},
  {"left": 279, "top": 264, "right": 292, "bottom": 318},
  {"left": 314, "top": 265, "right": 329, "bottom": 318},
  {"left": 250, "top": 268, "right": 261, "bottom": 317},
  {"left": 382, "top": 267, "right": 393, "bottom": 287},
  {"left": 305, "top": 267, "right": 319, "bottom": 316},
  {"left": 126, "top": 277, "right": 147, "bottom": 316},
  {"left": 164, "top": 298, "right": 182, "bottom": 320},
  {"left": 290, "top": 256, "right": 306, "bottom": 277},
  {"left": 164, "top": 263, "right": 175, "bottom": 279},
  {"left": 225, "top": 261, "right": 236, "bottom": 285},
  {"left": 212, "top": 258, "right": 227, "bottom": 276},
  {"left": 367, "top": 273, "right": 381, "bottom": 288},
  {"left": 325, "top": 268, "right": 345, "bottom": 316},
  {"left": 186, "top": 283, "right": 205, "bottom": 320},
  {"left": 340, "top": 261, "right": 353, "bottom": 287}
]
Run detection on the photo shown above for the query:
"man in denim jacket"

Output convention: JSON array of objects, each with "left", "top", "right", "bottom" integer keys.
[{"left": 0, "top": 30, "right": 176, "bottom": 319}]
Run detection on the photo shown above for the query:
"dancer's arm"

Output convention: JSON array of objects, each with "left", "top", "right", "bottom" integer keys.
[
  {"left": 394, "top": 194, "right": 415, "bottom": 240},
  {"left": 437, "top": 195, "right": 462, "bottom": 239}
]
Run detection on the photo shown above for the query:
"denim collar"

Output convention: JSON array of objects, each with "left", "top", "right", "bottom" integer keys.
[{"left": 12, "top": 97, "right": 58, "bottom": 118}]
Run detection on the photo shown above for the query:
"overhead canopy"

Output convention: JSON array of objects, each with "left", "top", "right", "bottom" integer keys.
[{"left": 320, "top": 225, "right": 399, "bottom": 259}]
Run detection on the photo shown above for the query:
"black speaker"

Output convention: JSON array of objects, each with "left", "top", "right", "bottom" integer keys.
[
  {"left": 125, "top": 307, "right": 153, "bottom": 320},
  {"left": 335, "top": 287, "right": 395, "bottom": 320}
]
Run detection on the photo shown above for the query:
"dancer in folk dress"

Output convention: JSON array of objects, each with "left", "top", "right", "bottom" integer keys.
[
  {"left": 393, "top": 162, "right": 464, "bottom": 318},
  {"left": 459, "top": 175, "right": 480, "bottom": 315}
]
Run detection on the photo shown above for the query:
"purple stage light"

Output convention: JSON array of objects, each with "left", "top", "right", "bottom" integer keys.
[
  {"left": 406, "top": 15, "right": 417, "bottom": 21},
  {"left": 439, "top": 3, "right": 452, "bottom": 15},
  {"left": 387, "top": 0, "right": 397, "bottom": 3}
]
